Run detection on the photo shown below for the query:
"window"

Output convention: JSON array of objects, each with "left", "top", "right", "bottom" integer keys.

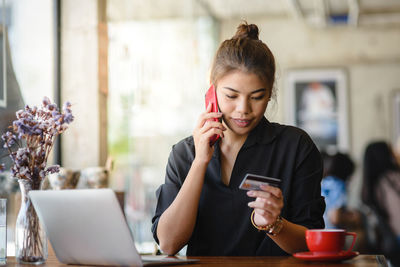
[
  {"left": 108, "top": 17, "right": 217, "bottom": 252},
  {"left": 0, "top": 0, "right": 55, "bottom": 255},
  {"left": 0, "top": 0, "right": 55, "bottom": 164}
]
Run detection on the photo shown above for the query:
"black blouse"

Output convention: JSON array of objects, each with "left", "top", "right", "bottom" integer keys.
[{"left": 151, "top": 117, "right": 325, "bottom": 256}]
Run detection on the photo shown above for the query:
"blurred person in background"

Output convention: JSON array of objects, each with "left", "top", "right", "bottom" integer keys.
[
  {"left": 394, "top": 137, "right": 400, "bottom": 166},
  {"left": 321, "top": 152, "right": 367, "bottom": 252},
  {"left": 321, "top": 152, "right": 357, "bottom": 229},
  {"left": 362, "top": 141, "right": 400, "bottom": 266}
]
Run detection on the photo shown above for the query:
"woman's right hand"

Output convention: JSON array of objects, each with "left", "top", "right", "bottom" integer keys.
[{"left": 192, "top": 103, "right": 226, "bottom": 164}]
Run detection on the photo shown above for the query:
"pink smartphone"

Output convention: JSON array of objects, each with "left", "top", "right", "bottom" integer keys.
[{"left": 205, "top": 84, "right": 220, "bottom": 146}]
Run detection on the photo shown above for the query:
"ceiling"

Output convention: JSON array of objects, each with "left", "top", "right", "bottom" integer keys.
[{"left": 107, "top": 0, "right": 400, "bottom": 27}]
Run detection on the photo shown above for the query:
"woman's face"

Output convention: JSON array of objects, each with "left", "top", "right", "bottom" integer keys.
[{"left": 216, "top": 70, "right": 270, "bottom": 137}]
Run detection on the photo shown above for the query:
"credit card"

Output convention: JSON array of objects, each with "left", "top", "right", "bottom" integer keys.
[{"left": 238, "top": 173, "right": 281, "bottom": 191}]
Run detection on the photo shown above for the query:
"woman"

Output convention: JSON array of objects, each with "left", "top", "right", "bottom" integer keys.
[
  {"left": 321, "top": 152, "right": 367, "bottom": 251},
  {"left": 321, "top": 152, "right": 357, "bottom": 229},
  {"left": 151, "top": 22, "right": 325, "bottom": 256},
  {"left": 362, "top": 141, "right": 400, "bottom": 260}
]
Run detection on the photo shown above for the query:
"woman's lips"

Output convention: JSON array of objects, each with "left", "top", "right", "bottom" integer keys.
[{"left": 232, "top": 118, "right": 251, "bottom": 127}]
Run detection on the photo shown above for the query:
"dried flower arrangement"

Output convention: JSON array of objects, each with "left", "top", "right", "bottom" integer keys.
[
  {"left": 0, "top": 96, "right": 73, "bottom": 178},
  {"left": 0, "top": 96, "right": 73, "bottom": 264}
]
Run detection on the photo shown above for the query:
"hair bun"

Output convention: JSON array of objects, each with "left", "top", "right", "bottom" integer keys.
[{"left": 233, "top": 22, "right": 259, "bottom": 40}]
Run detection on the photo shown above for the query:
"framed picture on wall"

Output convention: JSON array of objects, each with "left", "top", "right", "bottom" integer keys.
[{"left": 285, "top": 68, "right": 349, "bottom": 152}]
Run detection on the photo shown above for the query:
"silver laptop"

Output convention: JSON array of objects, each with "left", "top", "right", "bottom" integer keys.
[{"left": 29, "top": 188, "right": 197, "bottom": 266}]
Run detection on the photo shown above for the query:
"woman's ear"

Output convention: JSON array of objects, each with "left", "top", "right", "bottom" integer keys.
[{"left": 267, "top": 91, "right": 271, "bottom": 102}]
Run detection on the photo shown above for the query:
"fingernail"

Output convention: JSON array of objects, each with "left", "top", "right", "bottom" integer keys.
[
  {"left": 247, "top": 191, "right": 254, "bottom": 196},
  {"left": 217, "top": 112, "right": 223, "bottom": 116}
]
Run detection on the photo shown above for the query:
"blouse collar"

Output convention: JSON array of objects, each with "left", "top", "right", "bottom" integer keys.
[{"left": 242, "top": 117, "right": 282, "bottom": 149}]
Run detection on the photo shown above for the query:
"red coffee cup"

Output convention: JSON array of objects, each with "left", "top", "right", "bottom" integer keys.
[{"left": 305, "top": 229, "right": 357, "bottom": 254}]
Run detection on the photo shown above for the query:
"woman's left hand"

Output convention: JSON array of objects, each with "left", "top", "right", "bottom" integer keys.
[{"left": 247, "top": 184, "right": 284, "bottom": 227}]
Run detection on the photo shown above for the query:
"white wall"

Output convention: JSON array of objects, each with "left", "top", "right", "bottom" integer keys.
[{"left": 221, "top": 18, "right": 400, "bottom": 206}]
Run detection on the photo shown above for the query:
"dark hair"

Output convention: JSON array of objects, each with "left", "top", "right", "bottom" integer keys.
[
  {"left": 362, "top": 141, "right": 399, "bottom": 216},
  {"left": 210, "top": 22, "right": 276, "bottom": 99},
  {"left": 324, "top": 152, "right": 355, "bottom": 181}
]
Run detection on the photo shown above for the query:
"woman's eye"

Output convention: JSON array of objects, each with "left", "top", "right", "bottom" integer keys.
[
  {"left": 251, "top": 95, "right": 265, "bottom": 100},
  {"left": 225, "top": 94, "right": 236, "bottom": 99}
]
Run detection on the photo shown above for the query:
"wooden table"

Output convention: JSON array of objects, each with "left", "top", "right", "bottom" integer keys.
[{"left": 0, "top": 254, "right": 388, "bottom": 266}]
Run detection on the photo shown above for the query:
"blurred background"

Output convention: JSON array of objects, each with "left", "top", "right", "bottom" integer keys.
[{"left": 0, "top": 0, "right": 400, "bottom": 255}]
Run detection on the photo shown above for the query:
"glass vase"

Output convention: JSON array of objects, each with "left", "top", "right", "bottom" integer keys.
[{"left": 15, "top": 179, "right": 48, "bottom": 264}]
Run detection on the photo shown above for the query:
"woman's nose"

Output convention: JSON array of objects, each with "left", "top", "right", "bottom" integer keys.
[{"left": 236, "top": 98, "right": 251, "bottom": 114}]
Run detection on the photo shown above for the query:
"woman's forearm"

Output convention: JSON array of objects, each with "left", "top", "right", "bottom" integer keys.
[
  {"left": 268, "top": 219, "right": 308, "bottom": 254},
  {"left": 156, "top": 159, "right": 208, "bottom": 255}
]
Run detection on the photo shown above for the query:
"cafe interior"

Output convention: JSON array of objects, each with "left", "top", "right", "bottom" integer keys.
[{"left": 0, "top": 0, "right": 400, "bottom": 266}]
